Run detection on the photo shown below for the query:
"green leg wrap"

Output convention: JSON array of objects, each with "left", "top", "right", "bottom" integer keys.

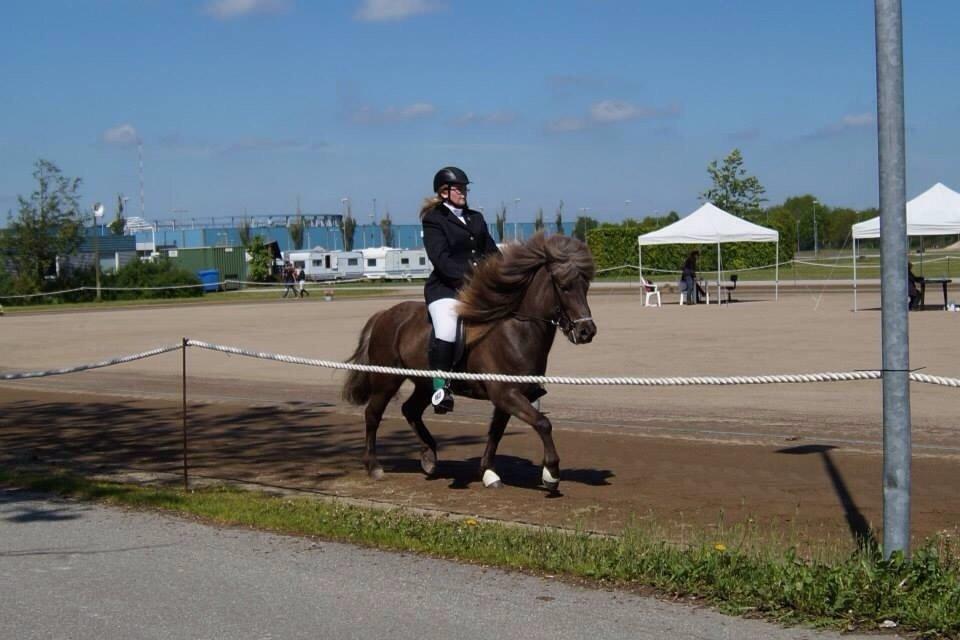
[{"left": 432, "top": 377, "right": 446, "bottom": 391}]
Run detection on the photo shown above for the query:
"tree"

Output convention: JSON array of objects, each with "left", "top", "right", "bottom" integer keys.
[
  {"left": 1, "top": 159, "right": 84, "bottom": 290},
  {"left": 379, "top": 211, "right": 394, "bottom": 247},
  {"left": 341, "top": 202, "right": 356, "bottom": 251},
  {"left": 246, "top": 236, "right": 273, "bottom": 281},
  {"left": 108, "top": 193, "right": 126, "bottom": 235},
  {"left": 555, "top": 200, "right": 565, "bottom": 234},
  {"left": 572, "top": 215, "right": 598, "bottom": 242},
  {"left": 700, "top": 149, "right": 767, "bottom": 218},
  {"left": 288, "top": 216, "right": 306, "bottom": 250},
  {"left": 495, "top": 202, "right": 507, "bottom": 242},
  {"left": 534, "top": 207, "right": 544, "bottom": 232}
]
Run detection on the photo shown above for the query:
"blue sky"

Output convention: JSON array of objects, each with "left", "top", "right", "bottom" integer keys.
[{"left": 2, "top": 0, "right": 959, "bottom": 225}]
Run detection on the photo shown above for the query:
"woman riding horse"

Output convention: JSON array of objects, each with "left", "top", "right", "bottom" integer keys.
[
  {"left": 342, "top": 232, "right": 597, "bottom": 491},
  {"left": 421, "top": 166, "right": 500, "bottom": 414}
]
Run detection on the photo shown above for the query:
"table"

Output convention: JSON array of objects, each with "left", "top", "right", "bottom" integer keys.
[{"left": 920, "top": 277, "right": 953, "bottom": 310}]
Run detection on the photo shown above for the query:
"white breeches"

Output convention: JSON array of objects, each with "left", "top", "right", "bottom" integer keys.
[{"left": 427, "top": 298, "right": 459, "bottom": 342}]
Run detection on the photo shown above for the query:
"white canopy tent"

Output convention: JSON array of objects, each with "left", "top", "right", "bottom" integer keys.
[
  {"left": 850, "top": 183, "right": 960, "bottom": 310},
  {"left": 637, "top": 202, "right": 780, "bottom": 302}
]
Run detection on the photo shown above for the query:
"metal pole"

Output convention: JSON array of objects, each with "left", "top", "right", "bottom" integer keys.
[
  {"left": 853, "top": 238, "right": 859, "bottom": 311},
  {"left": 875, "top": 0, "right": 911, "bottom": 558},
  {"left": 181, "top": 337, "right": 190, "bottom": 491}
]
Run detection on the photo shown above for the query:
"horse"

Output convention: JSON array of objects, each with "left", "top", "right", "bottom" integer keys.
[{"left": 341, "top": 232, "right": 597, "bottom": 491}]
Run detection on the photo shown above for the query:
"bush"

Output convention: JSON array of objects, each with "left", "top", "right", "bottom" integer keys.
[
  {"left": 106, "top": 258, "right": 202, "bottom": 300},
  {"left": 0, "top": 258, "right": 202, "bottom": 305},
  {"left": 588, "top": 225, "right": 793, "bottom": 278}
]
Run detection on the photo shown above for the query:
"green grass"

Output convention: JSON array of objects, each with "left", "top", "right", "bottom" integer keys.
[{"left": 3, "top": 467, "right": 959, "bottom": 637}]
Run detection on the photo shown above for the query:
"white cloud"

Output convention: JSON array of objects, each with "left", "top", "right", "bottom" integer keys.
[
  {"left": 545, "top": 117, "right": 589, "bottom": 133},
  {"left": 350, "top": 102, "right": 436, "bottom": 124},
  {"left": 841, "top": 112, "right": 876, "bottom": 127},
  {"left": 590, "top": 100, "right": 680, "bottom": 123},
  {"left": 204, "top": 0, "right": 291, "bottom": 20},
  {"left": 806, "top": 112, "right": 877, "bottom": 139},
  {"left": 354, "top": 0, "right": 445, "bottom": 22},
  {"left": 451, "top": 111, "right": 516, "bottom": 127},
  {"left": 547, "top": 100, "right": 680, "bottom": 134},
  {"left": 102, "top": 123, "right": 140, "bottom": 146}
]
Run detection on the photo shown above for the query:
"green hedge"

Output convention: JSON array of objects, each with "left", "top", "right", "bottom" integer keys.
[
  {"left": 0, "top": 258, "right": 202, "bottom": 305},
  {"left": 587, "top": 226, "right": 794, "bottom": 278}
]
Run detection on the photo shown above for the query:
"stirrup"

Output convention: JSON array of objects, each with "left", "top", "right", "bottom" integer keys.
[{"left": 431, "top": 387, "right": 455, "bottom": 414}]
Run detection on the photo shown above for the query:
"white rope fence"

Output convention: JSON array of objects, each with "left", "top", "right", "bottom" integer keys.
[
  {"left": 0, "top": 344, "right": 183, "bottom": 380},
  {"left": 6, "top": 339, "right": 956, "bottom": 388}
]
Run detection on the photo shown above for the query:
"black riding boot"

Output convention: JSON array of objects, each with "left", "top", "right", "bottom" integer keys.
[{"left": 429, "top": 338, "right": 456, "bottom": 414}]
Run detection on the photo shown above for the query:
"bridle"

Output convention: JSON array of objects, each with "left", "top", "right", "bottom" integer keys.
[{"left": 513, "top": 268, "right": 593, "bottom": 342}]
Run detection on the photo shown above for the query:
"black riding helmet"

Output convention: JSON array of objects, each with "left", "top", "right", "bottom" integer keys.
[{"left": 433, "top": 166, "right": 470, "bottom": 194}]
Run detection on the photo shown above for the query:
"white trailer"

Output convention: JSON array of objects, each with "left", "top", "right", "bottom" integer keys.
[
  {"left": 360, "top": 247, "right": 432, "bottom": 280},
  {"left": 286, "top": 249, "right": 364, "bottom": 281}
]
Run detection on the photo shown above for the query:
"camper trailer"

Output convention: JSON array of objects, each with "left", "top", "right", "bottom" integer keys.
[
  {"left": 285, "top": 249, "right": 364, "bottom": 281},
  {"left": 360, "top": 247, "right": 432, "bottom": 280}
]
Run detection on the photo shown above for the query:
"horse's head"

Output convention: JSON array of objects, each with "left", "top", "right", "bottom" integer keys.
[
  {"left": 457, "top": 232, "right": 597, "bottom": 344},
  {"left": 544, "top": 236, "right": 597, "bottom": 345}
]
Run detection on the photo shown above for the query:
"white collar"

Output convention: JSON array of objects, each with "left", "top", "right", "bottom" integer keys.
[{"left": 443, "top": 202, "right": 464, "bottom": 217}]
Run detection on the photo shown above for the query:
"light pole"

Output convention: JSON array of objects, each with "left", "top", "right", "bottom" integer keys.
[
  {"left": 369, "top": 212, "right": 374, "bottom": 248},
  {"left": 812, "top": 198, "right": 819, "bottom": 259},
  {"left": 514, "top": 198, "right": 520, "bottom": 241},
  {"left": 92, "top": 202, "right": 105, "bottom": 302},
  {"left": 795, "top": 219, "right": 801, "bottom": 254},
  {"left": 341, "top": 197, "right": 350, "bottom": 250}
]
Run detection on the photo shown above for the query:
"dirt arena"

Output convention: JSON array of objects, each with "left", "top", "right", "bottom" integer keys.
[{"left": 2, "top": 285, "right": 958, "bottom": 548}]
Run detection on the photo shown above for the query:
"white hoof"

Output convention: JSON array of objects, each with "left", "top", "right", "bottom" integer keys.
[
  {"left": 482, "top": 469, "right": 503, "bottom": 489},
  {"left": 542, "top": 466, "right": 559, "bottom": 490}
]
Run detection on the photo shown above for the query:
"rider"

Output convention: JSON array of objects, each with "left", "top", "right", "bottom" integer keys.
[{"left": 421, "top": 166, "right": 499, "bottom": 413}]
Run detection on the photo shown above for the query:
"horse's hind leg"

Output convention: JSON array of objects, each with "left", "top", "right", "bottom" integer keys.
[
  {"left": 479, "top": 408, "right": 511, "bottom": 488},
  {"left": 362, "top": 374, "right": 404, "bottom": 480},
  {"left": 401, "top": 381, "right": 438, "bottom": 476}
]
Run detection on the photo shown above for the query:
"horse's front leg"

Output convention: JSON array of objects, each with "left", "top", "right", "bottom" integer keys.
[
  {"left": 489, "top": 385, "right": 560, "bottom": 492},
  {"left": 479, "top": 407, "right": 511, "bottom": 488}
]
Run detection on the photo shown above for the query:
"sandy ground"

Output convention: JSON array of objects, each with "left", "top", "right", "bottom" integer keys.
[{"left": 1, "top": 287, "right": 958, "bottom": 547}]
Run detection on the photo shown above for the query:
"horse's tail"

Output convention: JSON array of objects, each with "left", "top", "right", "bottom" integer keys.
[{"left": 341, "top": 310, "right": 384, "bottom": 405}]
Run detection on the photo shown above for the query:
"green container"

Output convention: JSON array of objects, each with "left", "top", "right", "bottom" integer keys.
[{"left": 163, "top": 246, "right": 247, "bottom": 289}]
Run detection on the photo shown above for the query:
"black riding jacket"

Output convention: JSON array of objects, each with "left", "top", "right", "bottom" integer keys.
[{"left": 422, "top": 203, "right": 499, "bottom": 305}]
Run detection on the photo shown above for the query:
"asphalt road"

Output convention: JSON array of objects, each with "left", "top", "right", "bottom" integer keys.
[{"left": 0, "top": 489, "right": 893, "bottom": 640}]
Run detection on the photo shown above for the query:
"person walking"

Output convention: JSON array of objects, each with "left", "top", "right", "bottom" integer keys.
[
  {"left": 297, "top": 266, "right": 309, "bottom": 298},
  {"left": 421, "top": 166, "right": 499, "bottom": 413},
  {"left": 282, "top": 263, "right": 296, "bottom": 298}
]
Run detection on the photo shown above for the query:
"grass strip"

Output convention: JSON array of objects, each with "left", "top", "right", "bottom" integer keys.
[{"left": 2, "top": 467, "right": 959, "bottom": 637}]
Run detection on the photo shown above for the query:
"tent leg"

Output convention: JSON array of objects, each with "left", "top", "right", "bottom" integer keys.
[
  {"left": 853, "top": 238, "right": 858, "bottom": 312},
  {"left": 717, "top": 242, "right": 721, "bottom": 307},
  {"left": 775, "top": 241, "right": 779, "bottom": 301}
]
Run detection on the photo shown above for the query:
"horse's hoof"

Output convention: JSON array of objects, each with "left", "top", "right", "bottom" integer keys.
[
  {"left": 542, "top": 466, "right": 560, "bottom": 492},
  {"left": 420, "top": 449, "right": 437, "bottom": 476},
  {"left": 369, "top": 467, "right": 385, "bottom": 481},
  {"left": 482, "top": 469, "right": 503, "bottom": 489}
]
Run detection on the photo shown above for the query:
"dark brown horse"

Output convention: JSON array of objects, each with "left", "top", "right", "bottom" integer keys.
[{"left": 341, "top": 233, "right": 597, "bottom": 491}]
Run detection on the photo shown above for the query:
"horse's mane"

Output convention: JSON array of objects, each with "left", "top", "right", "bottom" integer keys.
[{"left": 458, "top": 232, "right": 594, "bottom": 325}]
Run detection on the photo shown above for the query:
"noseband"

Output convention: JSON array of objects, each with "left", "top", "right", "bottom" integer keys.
[{"left": 512, "top": 270, "right": 592, "bottom": 342}]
